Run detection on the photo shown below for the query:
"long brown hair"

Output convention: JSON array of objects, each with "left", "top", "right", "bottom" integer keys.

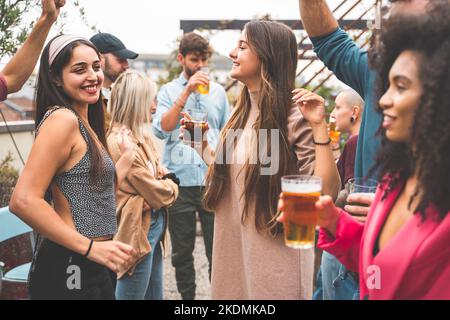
[
  {"left": 35, "top": 36, "right": 107, "bottom": 184},
  {"left": 203, "top": 20, "right": 299, "bottom": 236}
]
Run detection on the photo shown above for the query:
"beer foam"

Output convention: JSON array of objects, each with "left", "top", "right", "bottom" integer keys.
[{"left": 281, "top": 182, "right": 321, "bottom": 194}]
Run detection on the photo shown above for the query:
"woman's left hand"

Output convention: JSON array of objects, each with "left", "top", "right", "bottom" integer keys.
[
  {"left": 117, "top": 125, "right": 135, "bottom": 162},
  {"left": 292, "top": 88, "right": 327, "bottom": 126}
]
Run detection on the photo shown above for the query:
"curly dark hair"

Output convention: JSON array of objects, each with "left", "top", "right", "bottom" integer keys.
[{"left": 372, "top": 3, "right": 450, "bottom": 220}]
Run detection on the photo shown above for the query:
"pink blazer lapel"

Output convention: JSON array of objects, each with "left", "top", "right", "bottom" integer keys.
[
  {"left": 360, "top": 183, "right": 401, "bottom": 298},
  {"left": 372, "top": 213, "right": 438, "bottom": 299},
  {"left": 362, "top": 182, "right": 440, "bottom": 299}
]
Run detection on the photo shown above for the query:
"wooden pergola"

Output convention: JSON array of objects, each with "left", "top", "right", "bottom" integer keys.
[{"left": 179, "top": 0, "right": 382, "bottom": 92}]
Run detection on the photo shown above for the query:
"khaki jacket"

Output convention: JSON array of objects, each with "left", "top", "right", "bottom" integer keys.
[{"left": 108, "top": 126, "right": 179, "bottom": 279}]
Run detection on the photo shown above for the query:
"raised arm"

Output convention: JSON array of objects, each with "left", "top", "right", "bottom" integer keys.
[
  {"left": 298, "top": 0, "right": 338, "bottom": 37},
  {"left": 1, "top": 0, "right": 65, "bottom": 93},
  {"left": 300, "top": 0, "right": 373, "bottom": 98},
  {"left": 160, "top": 72, "right": 209, "bottom": 132},
  {"left": 293, "top": 88, "right": 341, "bottom": 200}
]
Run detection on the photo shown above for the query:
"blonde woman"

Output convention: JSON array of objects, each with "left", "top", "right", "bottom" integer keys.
[{"left": 107, "top": 70, "right": 179, "bottom": 300}]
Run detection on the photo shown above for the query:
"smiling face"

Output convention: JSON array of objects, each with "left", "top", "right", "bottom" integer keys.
[
  {"left": 229, "top": 29, "right": 261, "bottom": 87},
  {"left": 60, "top": 44, "right": 104, "bottom": 109},
  {"left": 379, "top": 50, "right": 423, "bottom": 143}
]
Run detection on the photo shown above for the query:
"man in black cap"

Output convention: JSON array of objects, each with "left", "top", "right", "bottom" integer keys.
[{"left": 90, "top": 32, "right": 139, "bottom": 130}]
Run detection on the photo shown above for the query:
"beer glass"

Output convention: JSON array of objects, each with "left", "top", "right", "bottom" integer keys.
[
  {"left": 328, "top": 120, "right": 341, "bottom": 144},
  {"left": 197, "top": 67, "right": 210, "bottom": 95},
  {"left": 281, "top": 175, "right": 322, "bottom": 249},
  {"left": 346, "top": 178, "right": 378, "bottom": 207},
  {"left": 183, "top": 109, "right": 208, "bottom": 147}
]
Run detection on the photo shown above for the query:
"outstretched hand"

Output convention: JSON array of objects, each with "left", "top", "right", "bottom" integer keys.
[{"left": 41, "top": 0, "right": 66, "bottom": 22}]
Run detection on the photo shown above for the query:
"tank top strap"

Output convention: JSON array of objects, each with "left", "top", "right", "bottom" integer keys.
[{"left": 36, "top": 106, "right": 91, "bottom": 146}]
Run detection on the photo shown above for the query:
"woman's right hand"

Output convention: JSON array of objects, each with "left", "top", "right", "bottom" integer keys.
[
  {"left": 186, "top": 71, "right": 209, "bottom": 94},
  {"left": 315, "top": 196, "right": 341, "bottom": 236},
  {"left": 117, "top": 125, "right": 135, "bottom": 163},
  {"left": 178, "top": 112, "right": 209, "bottom": 149},
  {"left": 277, "top": 193, "right": 340, "bottom": 237},
  {"left": 87, "top": 240, "right": 136, "bottom": 273},
  {"left": 292, "top": 88, "right": 327, "bottom": 126}
]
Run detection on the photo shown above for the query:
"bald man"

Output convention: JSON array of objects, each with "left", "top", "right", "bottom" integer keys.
[{"left": 331, "top": 90, "right": 364, "bottom": 139}]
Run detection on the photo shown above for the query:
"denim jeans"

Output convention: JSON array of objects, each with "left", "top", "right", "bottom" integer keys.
[
  {"left": 320, "top": 251, "right": 360, "bottom": 300},
  {"left": 115, "top": 209, "right": 165, "bottom": 300}
]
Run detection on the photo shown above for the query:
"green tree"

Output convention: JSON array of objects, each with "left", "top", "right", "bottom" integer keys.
[
  {"left": 157, "top": 47, "right": 182, "bottom": 87},
  {"left": 0, "top": 152, "right": 18, "bottom": 207},
  {"left": 0, "top": 0, "right": 96, "bottom": 58}
]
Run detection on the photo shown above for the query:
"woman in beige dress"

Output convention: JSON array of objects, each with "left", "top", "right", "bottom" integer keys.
[{"left": 182, "top": 20, "right": 340, "bottom": 299}]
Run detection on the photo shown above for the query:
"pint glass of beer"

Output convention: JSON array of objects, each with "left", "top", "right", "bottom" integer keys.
[
  {"left": 281, "top": 175, "right": 322, "bottom": 249},
  {"left": 197, "top": 67, "right": 210, "bottom": 95},
  {"left": 346, "top": 178, "right": 378, "bottom": 207},
  {"left": 183, "top": 109, "right": 208, "bottom": 147},
  {"left": 328, "top": 120, "right": 341, "bottom": 144}
]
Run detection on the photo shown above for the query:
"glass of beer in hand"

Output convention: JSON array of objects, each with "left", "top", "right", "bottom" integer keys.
[
  {"left": 328, "top": 119, "right": 341, "bottom": 144},
  {"left": 197, "top": 67, "right": 210, "bottom": 95},
  {"left": 281, "top": 175, "right": 322, "bottom": 249},
  {"left": 183, "top": 109, "right": 208, "bottom": 147},
  {"left": 346, "top": 178, "right": 378, "bottom": 207}
]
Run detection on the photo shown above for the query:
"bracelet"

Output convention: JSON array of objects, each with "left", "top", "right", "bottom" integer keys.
[
  {"left": 84, "top": 239, "right": 94, "bottom": 257},
  {"left": 313, "top": 138, "right": 332, "bottom": 146}
]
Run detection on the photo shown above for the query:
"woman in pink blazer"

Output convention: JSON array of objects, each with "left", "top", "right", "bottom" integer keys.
[{"left": 286, "top": 13, "right": 450, "bottom": 300}]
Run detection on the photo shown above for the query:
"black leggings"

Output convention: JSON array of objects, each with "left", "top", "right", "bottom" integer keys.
[{"left": 28, "top": 239, "right": 115, "bottom": 300}]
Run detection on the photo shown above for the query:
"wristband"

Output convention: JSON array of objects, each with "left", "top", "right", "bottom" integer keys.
[
  {"left": 84, "top": 239, "right": 94, "bottom": 257},
  {"left": 313, "top": 138, "right": 332, "bottom": 146}
]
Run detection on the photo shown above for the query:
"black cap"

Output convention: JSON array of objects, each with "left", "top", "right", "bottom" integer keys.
[{"left": 89, "top": 33, "right": 138, "bottom": 60}]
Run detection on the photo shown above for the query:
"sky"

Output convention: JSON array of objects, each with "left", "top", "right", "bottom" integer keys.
[
  {"left": 0, "top": 0, "right": 377, "bottom": 92},
  {"left": 54, "top": 0, "right": 377, "bottom": 56}
]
